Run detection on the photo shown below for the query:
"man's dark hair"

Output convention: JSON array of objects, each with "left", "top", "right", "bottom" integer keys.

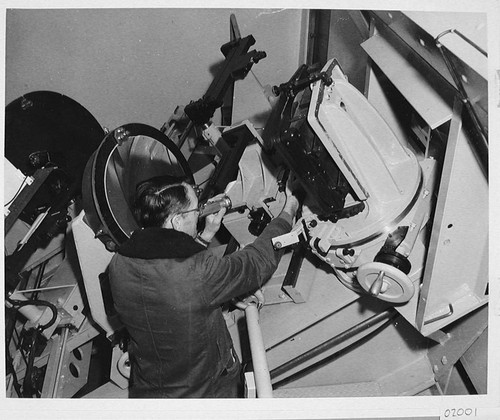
[{"left": 133, "top": 175, "right": 192, "bottom": 228}]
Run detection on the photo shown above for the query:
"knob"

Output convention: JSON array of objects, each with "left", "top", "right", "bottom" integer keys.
[{"left": 369, "top": 271, "right": 386, "bottom": 296}]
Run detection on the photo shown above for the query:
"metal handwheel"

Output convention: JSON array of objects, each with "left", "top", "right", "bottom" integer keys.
[{"left": 356, "top": 262, "right": 415, "bottom": 303}]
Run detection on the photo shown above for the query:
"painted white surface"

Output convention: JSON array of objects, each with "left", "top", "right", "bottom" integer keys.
[{"left": 5, "top": 8, "right": 304, "bottom": 131}]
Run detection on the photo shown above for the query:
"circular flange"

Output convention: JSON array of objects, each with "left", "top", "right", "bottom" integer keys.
[
  {"left": 356, "top": 262, "right": 415, "bottom": 303},
  {"left": 82, "top": 123, "right": 194, "bottom": 249}
]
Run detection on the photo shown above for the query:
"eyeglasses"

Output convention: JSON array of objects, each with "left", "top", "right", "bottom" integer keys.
[
  {"left": 155, "top": 183, "right": 203, "bottom": 197},
  {"left": 155, "top": 182, "right": 201, "bottom": 196},
  {"left": 156, "top": 182, "right": 202, "bottom": 217},
  {"left": 176, "top": 184, "right": 202, "bottom": 216}
]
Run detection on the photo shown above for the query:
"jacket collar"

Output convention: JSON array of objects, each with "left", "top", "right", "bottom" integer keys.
[{"left": 118, "top": 227, "right": 205, "bottom": 259}]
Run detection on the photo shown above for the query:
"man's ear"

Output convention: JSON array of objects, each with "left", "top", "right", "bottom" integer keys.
[
  {"left": 171, "top": 214, "right": 181, "bottom": 231},
  {"left": 164, "top": 215, "right": 178, "bottom": 230}
]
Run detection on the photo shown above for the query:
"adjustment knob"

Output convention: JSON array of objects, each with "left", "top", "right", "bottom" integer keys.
[{"left": 368, "top": 270, "right": 388, "bottom": 296}]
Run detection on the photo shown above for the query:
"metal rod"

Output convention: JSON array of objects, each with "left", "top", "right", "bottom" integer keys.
[
  {"left": 32, "top": 260, "right": 48, "bottom": 300},
  {"left": 266, "top": 302, "right": 351, "bottom": 352},
  {"left": 435, "top": 28, "right": 487, "bottom": 57},
  {"left": 434, "top": 32, "right": 489, "bottom": 178},
  {"left": 273, "top": 316, "right": 397, "bottom": 389},
  {"left": 270, "top": 309, "right": 396, "bottom": 380},
  {"left": 424, "top": 303, "right": 454, "bottom": 325},
  {"left": 52, "top": 327, "right": 70, "bottom": 397},
  {"left": 245, "top": 304, "right": 273, "bottom": 398},
  {"left": 17, "top": 284, "right": 75, "bottom": 294},
  {"left": 437, "top": 43, "right": 488, "bottom": 138},
  {"left": 177, "top": 120, "right": 194, "bottom": 150}
]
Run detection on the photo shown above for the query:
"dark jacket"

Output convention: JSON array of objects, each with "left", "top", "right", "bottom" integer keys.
[{"left": 108, "top": 215, "right": 292, "bottom": 398}]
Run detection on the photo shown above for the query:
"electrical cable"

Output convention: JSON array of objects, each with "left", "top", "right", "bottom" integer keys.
[
  {"left": 4, "top": 174, "right": 30, "bottom": 207},
  {"left": 6, "top": 297, "right": 58, "bottom": 397},
  {"left": 22, "top": 328, "right": 40, "bottom": 397},
  {"left": 13, "top": 327, "right": 29, "bottom": 368},
  {"left": 6, "top": 297, "right": 58, "bottom": 332},
  {"left": 6, "top": 353, "right": 22, "bottom": 397}
]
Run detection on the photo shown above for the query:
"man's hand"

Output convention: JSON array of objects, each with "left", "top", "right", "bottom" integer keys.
[
  {"left": 233, "top": 289, "right": 265, "bottom": 311},
  {"left": 198, "top": 205, "right": 226, "bottom": 243},
  {"left": 281, "top": 174, "right": 300, "bottom": 219}
]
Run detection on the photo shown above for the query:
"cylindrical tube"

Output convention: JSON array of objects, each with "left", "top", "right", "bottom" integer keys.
[
  {"left": 245, "top": 304, "right": 273, "bottom": 398},
  {"left": 52, "top": 326, "right": 70, "bottom": 397},
  {"left": 7, "top": 292, "right": 52, "bottom": 327},
  {"left": 198, "top": 196, "right": 232, "bottom": 219},
  {"left": 270, "top": 309, "right": 396, "bottom": 380}
]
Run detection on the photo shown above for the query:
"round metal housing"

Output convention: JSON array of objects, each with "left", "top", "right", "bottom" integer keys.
[{"left": 82, "top": 123, "right": 194, "bottom": 250}]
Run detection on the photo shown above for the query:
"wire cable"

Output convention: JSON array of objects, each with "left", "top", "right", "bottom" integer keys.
[
  {"left": 4, "top": 174, "right": 30, "bottom": 207},
  {"left": 6, "top": 297, "right": 58, "bottom": 332}
]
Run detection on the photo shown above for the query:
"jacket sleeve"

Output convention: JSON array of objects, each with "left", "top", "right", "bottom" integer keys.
[{"left": 198, "top": 215, "right": 292, "bottom": 307}]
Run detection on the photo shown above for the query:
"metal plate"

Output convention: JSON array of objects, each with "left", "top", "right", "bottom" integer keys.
[{"left": 5, "top": 91, "right": 105, "bottom": 223}]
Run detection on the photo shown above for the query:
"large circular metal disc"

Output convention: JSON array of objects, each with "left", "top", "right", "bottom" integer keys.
[
  {"left": 82, "top": 123, "right": 194, "bottom": 249},
  {"left": 5, "top": 91, "right": 105, "bottom": 223},
  {"left": 5, "top": 91, "right": 104, "bottom": 178}
]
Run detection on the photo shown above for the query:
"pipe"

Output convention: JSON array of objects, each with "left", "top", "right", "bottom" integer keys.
[
  {"left": 52, "top": 326, "right": 70, "bottom": 397},
  {"left": 245, "top": 304, "right": 273, "bottom": 398},
  {"left": 270, "top": 309, "right": 397, "bottom": 380}
]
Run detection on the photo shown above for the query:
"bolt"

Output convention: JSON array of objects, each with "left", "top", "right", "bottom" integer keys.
[
  {"left": 274, "top": 242, "right": 282, "bottom": 249},
  {"left": 114, "top": 127, "right": 128, "bottom": 145},
  {"left": 441, "top": 356, "right": 448, "bottom": 365}
]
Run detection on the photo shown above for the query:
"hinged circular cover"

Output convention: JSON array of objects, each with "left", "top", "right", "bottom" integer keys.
[
  {"left": 82, "top": 123, "right": 194, "bottom": 249},
  {"left": 5, "top": 91, "right": 105, "bottom": 224}
]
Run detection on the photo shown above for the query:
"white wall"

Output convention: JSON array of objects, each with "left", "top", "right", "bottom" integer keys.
[{"left": 5, "top": 8, "right": 305, "bottom": 132}]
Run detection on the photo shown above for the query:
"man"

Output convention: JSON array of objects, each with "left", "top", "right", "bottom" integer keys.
[{"left": 108, "top": 175, "right": 299, "bottom": 398}]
